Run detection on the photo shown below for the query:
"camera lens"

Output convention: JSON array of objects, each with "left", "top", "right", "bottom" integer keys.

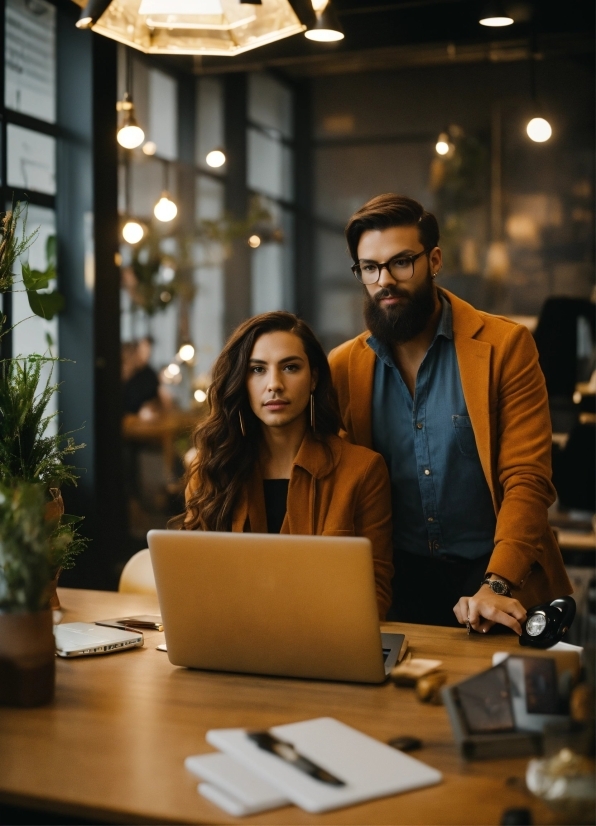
[{"left": 526, "top": 612, "right": 547, "bottom": 637}]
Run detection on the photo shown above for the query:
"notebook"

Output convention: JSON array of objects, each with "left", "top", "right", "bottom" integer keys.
[
  {"left": 205, "top": 717, "right": 442, "bottom": 813},
  {"left": 148, "top": 529, "right": 405, "bottom": 683}
]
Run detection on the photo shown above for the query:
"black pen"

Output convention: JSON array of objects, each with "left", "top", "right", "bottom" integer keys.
[{"left": 247, "top": 731, "right": 346, "bottom": 787}]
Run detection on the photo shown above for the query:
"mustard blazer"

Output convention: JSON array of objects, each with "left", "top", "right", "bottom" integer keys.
[
  {"left": 226, "top": 430, "right": 394, "bottom": 619},
  {"left": 328, "top": 288, "right": 572, "bottom": 609}
]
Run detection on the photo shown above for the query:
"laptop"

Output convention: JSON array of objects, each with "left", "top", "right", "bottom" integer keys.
[
  {"left": 147, "top": 530, "right": 404, "bottom": 684},
  {"left": 54, "top": 622, "right": 144, "bottom": 657}
]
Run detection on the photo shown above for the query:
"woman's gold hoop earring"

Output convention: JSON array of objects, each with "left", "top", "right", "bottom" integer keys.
[
  {"left": 239, "top": 410, "right": 246, "bottom": 437},
  {"left": 310, "top": 393, "right": 315, "bottom": 432}
]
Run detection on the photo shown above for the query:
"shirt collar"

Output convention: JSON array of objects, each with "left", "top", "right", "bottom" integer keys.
[{"left": 366, "top": 290, "right": 453, "bottom": 366}]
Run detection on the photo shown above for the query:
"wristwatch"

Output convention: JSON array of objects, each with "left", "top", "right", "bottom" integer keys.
[{"left": 481, "top": 576, "right": 511, "bottom": 597}]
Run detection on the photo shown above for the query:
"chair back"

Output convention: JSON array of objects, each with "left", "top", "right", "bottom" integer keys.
[{"left": 119, "top": 549, "right": 157, "bottom": 595}]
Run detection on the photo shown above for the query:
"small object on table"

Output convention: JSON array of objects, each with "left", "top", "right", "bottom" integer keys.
[
  {"left": 416, "top": 672, "right": 447, "bottom": 704},
  {"left": 466, "top": 618, "right": 472, "bottom": 635},
  {"left": 526, "top": 747, "right": 595, "bottom": 822},
  {"left": 391, "top": 658, "right": 442, "bottom": 686},
  {"left": 500, "top": 807, "right": 533, "bottom": 825},
  {"left": 96, "top": 615, "right": 163, "bottom": 632},
  {"left": 387, "top": 736, "right": 422, "bottom": 753}
]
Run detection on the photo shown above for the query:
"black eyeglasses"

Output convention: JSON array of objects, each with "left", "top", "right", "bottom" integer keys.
[{"left": 351, "top": 249, "right": 428, "bottom": 285}]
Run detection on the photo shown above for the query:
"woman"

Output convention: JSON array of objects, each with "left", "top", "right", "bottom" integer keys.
[{"left": 180, "top": 312, "right": 393, "bottom": 619}]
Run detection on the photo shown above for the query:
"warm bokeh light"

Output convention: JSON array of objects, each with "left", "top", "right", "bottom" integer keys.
[
  {"left": 248, "top": 235, "right": 261, "bottom": 248},
  {"left": 154, "top": 194, "right": 178, "bottom": 222},
  {"left": 479, "top": 15, "right": 513, "bottom": 26},
  {"left": 526, "top": 117, "right": 552, "bottom": 143},
  {"left": 117, "top": 123, "right": 145, "bottom": 149},
  {"left": 164, "top": 363, "right": 181, "bottom": 379},
  {"left": 142, "top": 141, "right": 157, "bottom": 155},
  {"left": 75, "top": 16, "right": 93, "bottom": 28},
  {"left": 122, "top": 220, "right": 144, "bottom": 244},
  {"left": 194, "top": 389, "right": 208, "bottom": 403},
  {"left": 435, "top": 140, "right": 450, "bottom": 156},
  {"left": 305, "top": 28, "right": 344, "bottom": 41},
  {"left": 179, "top": 343, "right": 195, "bottom": 362},
  {"left": 206, "top": 149, "right": 226, "bottom": 168}
]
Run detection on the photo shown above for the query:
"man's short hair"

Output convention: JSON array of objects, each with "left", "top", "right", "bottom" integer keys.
[{"left": 345, "top": 194, "right": 440, "bottom": 263}]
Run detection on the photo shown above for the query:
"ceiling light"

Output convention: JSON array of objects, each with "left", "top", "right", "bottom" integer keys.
[
  {"left": 206, "top": 149, "right": 226, "bottom": 168},
  {"left": 76, "top": 0, "right": 112, "bottom": 28},
  {"left": 526, "top": 117, "right": 552, "bottom": 143},
  {"left": 305, "top": 2, "right": 344, "bottom": 41},
  {"left": 76, "top": 0, "right": 305, "bottom": 57},
  {"left": 117, "top": 118, "right": 145, "bottom": 149},
  {"left": 142, "top": 141, "right": 157, "bottom": 156},
  {"left": 435, "top": 132, "right": 450, "bottom": 155},
  {"left": 479, "top": 2, "right": 514, "bottom": 26},
  {"left": 154, "top": 193, "right": 178, "bottom": 223},
  {"left": 179, "top": 343, "right": 195, "bottom": 362},
  {"left": 248, "top": 235, "right": 261, "bottom": 248},
  {"left": 122, "top": 220, "right": 145, "bottom": 244}
]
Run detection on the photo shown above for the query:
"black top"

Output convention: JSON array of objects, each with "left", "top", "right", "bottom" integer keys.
[
  {"left": 123, "top": 365, "right": 159, "bottom": 414},
  {"left": 263, "top": 479, "right": 289, "bottom": 534}
]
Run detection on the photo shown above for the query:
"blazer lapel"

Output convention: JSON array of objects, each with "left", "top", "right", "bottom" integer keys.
[
  {"left": 447, "top": 290, "right": 496, "bottom": 509},
  {"left": 349, "top": 334, "right": 375, "bottom": 449}
]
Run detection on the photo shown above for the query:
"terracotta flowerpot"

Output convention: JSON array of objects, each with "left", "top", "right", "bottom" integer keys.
[{"left": 0, "top": 609, "right": 55, "bottom": 707}]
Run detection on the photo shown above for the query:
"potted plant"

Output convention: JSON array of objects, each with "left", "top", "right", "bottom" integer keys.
[{"left": 0, "top": 202, "right": 86, "bottom": 706}]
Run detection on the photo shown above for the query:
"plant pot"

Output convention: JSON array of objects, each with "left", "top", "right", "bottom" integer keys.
[
  {"left": 0, "top": 609, "right": 55, "bottom": 707},
  {"left": 48, "top": 568, "right": 62, "bottom": 610}
]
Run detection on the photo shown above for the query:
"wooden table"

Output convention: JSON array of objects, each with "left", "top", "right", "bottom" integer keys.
[{"left": 0, "top": 589, "right": 558, "bottom": 825}]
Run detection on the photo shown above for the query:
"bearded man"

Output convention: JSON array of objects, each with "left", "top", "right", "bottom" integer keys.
[{"left": 328, "top": 193, "right": 571, "bottom": 632}]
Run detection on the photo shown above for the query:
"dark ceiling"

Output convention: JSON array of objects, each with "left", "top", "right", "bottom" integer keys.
[{"left": 184, "top": 0, "right": 594, "bottom": 77}]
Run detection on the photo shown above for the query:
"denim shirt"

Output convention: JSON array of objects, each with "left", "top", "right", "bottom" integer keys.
[{"left": 369, "top": 293, "right": 496, "bottom": 559}]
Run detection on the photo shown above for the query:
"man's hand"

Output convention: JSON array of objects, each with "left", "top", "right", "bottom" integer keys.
[{"left": 453, "top": 587, "right": 527, "bottom": 635}]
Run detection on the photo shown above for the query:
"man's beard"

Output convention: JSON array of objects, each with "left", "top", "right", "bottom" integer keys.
[{"left": 363, "top": 271, "right": 436, "bottom": 346}]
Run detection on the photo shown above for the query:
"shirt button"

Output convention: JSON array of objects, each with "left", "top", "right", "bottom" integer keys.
[
  {"left": 424, "top": 469, "right": 431, "bottom": 476},
  {"left": 416, "top": 423, "right": 423, "bottom": 429}
]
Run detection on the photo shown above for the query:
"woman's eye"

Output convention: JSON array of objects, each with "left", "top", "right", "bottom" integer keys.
[
  {"left": 284, "top": 363, "right": 299, "bottom": 372},
  {"left": 250, "top": 366, "right": 265, "bottom": 374}
]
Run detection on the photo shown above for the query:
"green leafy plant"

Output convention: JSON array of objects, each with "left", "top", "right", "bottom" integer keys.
[
  {"left": 0, "top": 481, "right": 85, "bottom": 612},
  {"left": 0, "top": 356, "right": 82, "bottom": 488},
  {"left": 0, "top": 199, "right": 64, "bottom": 319}
]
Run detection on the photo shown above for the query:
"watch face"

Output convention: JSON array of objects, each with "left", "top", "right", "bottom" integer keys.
[
  {"left": 490, "top": 580, "right": 508, "bottom": 595},
  {"left": 526, "top": 612, "right": 547, "bottom": 637}
]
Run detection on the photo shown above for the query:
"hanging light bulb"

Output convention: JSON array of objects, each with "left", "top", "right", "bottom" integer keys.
[
  {"left": 435, "top": 132, "right": 450, "bottom": 155},
  {"left": 478, "top": 1, "right": 514, "bottom": 26},
  {"left": 526, "top": 117, "right": 552, "bottom": 143},
  {"left": 122, "top": 220, "right": 145, "bottom": 244},
  {"left": 117, "top": 93, "right": 145, "bottom": 149},
  {"left": 154, "top": 193, "right": 178, "bottom": 222},
  {"left": 179, "top": 343, "right": 195, "bottom": 362},
  {"left": 305, "top": 0, "right": 344, "bottom": 42},
  {"left": 142, "top": 141, "right": 157, "bottom": 155},
  {"left": 206, "top": 148, "right": 226, "bottom": 168},
  {"left": 248, "top": 235, "right": 261, "bottom": 248}
]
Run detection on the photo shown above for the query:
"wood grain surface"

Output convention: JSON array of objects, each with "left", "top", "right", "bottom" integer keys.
[{"left": 0, "top": 588, "right": 558, "bottom": 825}]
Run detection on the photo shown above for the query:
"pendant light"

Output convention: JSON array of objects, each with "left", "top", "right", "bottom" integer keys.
[
  {"left": 206, "top": 148, "right": 226, "bottom": 168},
  {"left": 75, "top": 0, "right": 304, "bottom": 57},
  {"left": 304, "top": 0, "right": 344, "bottom": 42},
  {"left": 154, "top": 162, "right": 178, "bottom": 223},
  {"left": 525, "top": 40, "right": 552, "bottom": 143},
  {"left": 121, "top": 154, "right": 144, "bottom": 244},
  {"left": 478, "top": 1, "right": 514, "bottom": 27},
  {"left": 116, "top": 52, "right": 144, "bottom": 150}
]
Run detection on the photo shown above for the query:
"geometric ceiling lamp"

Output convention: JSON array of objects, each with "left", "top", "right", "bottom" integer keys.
[
  {"left": 478, "top": 1, "right": 514, "bottom": 27},
  {"left": 76, "top": 0, "right": 306, "bottom": 57},
  {"left": 304, "top": 0, "right": 344, "bottom": 42}
]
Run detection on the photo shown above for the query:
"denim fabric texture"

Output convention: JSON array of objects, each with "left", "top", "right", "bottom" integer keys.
[{"left": 369, "top": 293, "right": 496, "bottom": 561}]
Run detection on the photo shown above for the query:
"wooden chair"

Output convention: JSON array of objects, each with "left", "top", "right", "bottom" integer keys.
[{"left": 118, "top": 549, "right": 157, "bottom": 595}]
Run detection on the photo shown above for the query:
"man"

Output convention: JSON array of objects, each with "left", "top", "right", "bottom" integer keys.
[{"left": 328, "top": 194, "right": 571, "bottom": 633}]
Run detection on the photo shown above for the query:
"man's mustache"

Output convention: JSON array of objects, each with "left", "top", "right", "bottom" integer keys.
[{"left": 371, "top": 286, "right": 411, "bottom": 303}]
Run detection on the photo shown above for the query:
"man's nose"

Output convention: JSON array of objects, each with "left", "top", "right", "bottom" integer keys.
[{"left": 377, "top": 263, "right": 397, "bottom": 287}]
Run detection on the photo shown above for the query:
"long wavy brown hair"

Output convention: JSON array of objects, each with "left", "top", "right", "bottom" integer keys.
[{"left": 176, "top": 312, "right": 341, "bottom": 532}]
